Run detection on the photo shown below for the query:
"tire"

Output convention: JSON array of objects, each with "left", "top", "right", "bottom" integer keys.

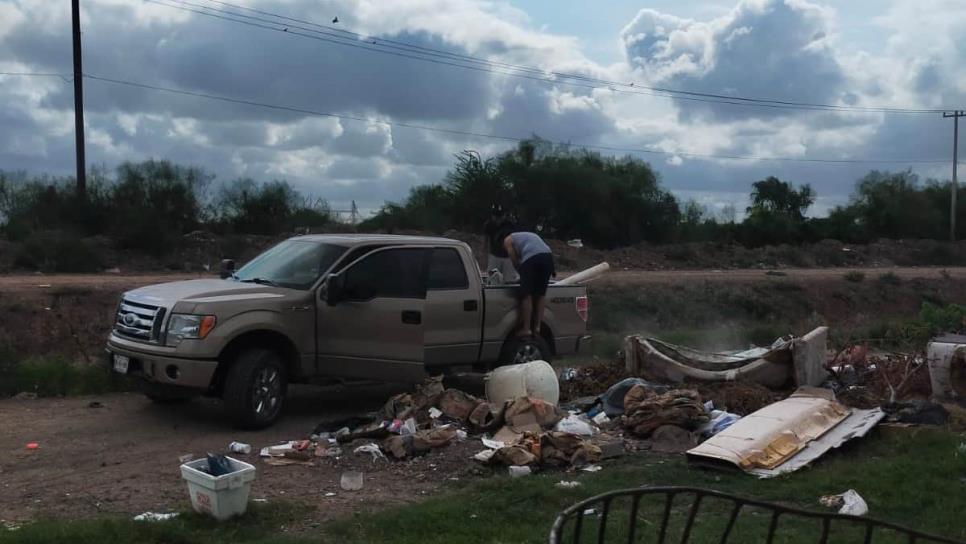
[
  {"left": 223, "top": 348, "right": 288, "bottom": 429},
  {"left": 498, "top": 335, "right": 553, "bottom": 367},
  {"left": 139, "top": 382, "right": 197, "bottom": 404}
]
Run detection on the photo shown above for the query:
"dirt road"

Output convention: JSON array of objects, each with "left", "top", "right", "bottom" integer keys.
[
  {"left": 0, "top": 384, "right": 486, "bottom": 525},
  {"left": 1, "top": 266, "right": 964, "bottom": 293}
]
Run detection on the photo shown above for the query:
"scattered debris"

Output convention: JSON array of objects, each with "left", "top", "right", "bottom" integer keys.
[
  {"left": 559, "top": 362, "right": 631, "bottom": 401},
  {"left": 340, "top": 471, "right": 364, "bottom": 491},
  {"left": 178, "top": 454, "right": 194, "bottom": 464},
  {"left": 687, "top": 387, "right": 884, "bottom": 478},
  {"left": 556, "top": 480, "right": 581, "bottom": 488},
  {"left": 228, "top": 442, "right": 252, "bottom": 454},
  {"left": 554, "top": 414, "right": 595, "bottom": 436},
  {"left": 252, "top": 498, "right": 268, "bottom": 503},
  {"left": 819, "top": 490, "right": 868, "bottom": 516},
  {"left": 314, "top": 445, "right": 343, "bottom": 458},
  {"left": 133, "top": 512, "right": 179, "bottom": 522},
  {"left": 887, "top": 400, "right": 950, "bottom": 425},
  {"left": 622, "top": 386, "right": 709, "bottom": 438},
  {"left": 696, "top": 401, "right": 741, "bottom": 438},
  {"left": 597, "top": 378, "right": 669, "bottom": 418},
  {"left": 382, "top": 425, "right": 460, "bottom": 459},
  {"left": 87, "top": 401, "right": 103, "bottom": 409},
  {"left": 566, "top": 239, "right": 583, "bottom": 248},
  {"left": 508, "top": 466, "right": 532, "bottom": 478},
  {"left": 580, "top": 464, "right": 602, "bottom": 473},
  {"left": 12, "top": 392, "right": 37, "bottom": 400},
  {"left": 690, "top": 382, "right": 776, "bottom": 416},
  {"left": 354, "top": 443, "right": 387, "bottom": 462}
]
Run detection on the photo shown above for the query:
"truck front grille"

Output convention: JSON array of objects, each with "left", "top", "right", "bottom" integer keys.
[{"left": 114, "top": 299, "right": 165, "bottom": 342}]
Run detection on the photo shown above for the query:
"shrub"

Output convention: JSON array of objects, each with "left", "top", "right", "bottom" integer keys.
[
  {"left": 11, "top": 231, "right": 104, "bottom": 272},
  {"left": 878, "top": 271, "right": 902, "bottom": 285},
  {"left": 844, "top": 271, "right": 866, "bottom": 283},
  {"left": 0, "top": 357, "right": 121, "bottom": 397}
]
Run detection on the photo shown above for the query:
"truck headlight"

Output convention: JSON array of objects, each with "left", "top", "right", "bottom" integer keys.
[{"left": 166, "top": 314, "right": 216, "bottom": 344}]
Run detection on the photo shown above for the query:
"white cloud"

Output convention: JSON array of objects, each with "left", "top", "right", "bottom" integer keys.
[{"left": 0, "top": 0, "right": 963, "bottom": 214}]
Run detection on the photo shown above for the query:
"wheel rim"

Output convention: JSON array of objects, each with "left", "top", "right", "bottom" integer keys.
[
  {"left": 514, "top": 343, "right": 541, "bottom": 364},
  {"left": 252, "top": 366, "right": 282, "bottom": 419}
]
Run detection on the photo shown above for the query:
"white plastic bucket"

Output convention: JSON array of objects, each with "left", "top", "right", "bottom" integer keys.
[
  {"left": 180, "top": 456, "right": 256, "bottom": 520},
  {"left": 486, "top": 360, "right": 560, "bottom": 406}
]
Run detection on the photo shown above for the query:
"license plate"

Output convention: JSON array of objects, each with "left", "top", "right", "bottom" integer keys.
[{"left": 113, "top": 354, "right": 130, "bottom": 374}]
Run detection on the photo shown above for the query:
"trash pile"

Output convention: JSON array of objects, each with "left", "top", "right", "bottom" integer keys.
[{"left": 246, "top": 329, "right": 964, "bottom": 484}]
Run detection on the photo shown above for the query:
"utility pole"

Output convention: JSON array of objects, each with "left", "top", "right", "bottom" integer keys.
[
  {"left": 71, "top": 0, "right": 87, "bottom": 197},
  {"left": 350, "top": 200, "right": 358, "bottom": 224}
]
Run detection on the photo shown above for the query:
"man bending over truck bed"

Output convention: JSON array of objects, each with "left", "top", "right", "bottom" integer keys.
[{"left": 503, "top": 230, "right": 555, "bottom": 338}]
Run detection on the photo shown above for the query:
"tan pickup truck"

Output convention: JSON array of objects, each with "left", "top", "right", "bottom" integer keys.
[{"left": 107, "top": 234, "right": 590, "bottom": 428}]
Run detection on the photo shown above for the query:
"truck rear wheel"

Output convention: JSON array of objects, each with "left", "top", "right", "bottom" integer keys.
[
  {"left": 223, "top": 348, "right": 287, "bottom": 429},
  {"left": 498, "top": 335, "right": 553, "bottom": 367}
]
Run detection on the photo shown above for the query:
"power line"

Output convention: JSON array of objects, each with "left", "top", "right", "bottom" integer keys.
[
  {"left": 0, "top": 71, "right": 72, "bottom": 82},
  {"left": 83, "top": 73, "right": 949, "bottom": 165},
  {"left": 147, "top": 0, "right": 952, "bottom": 115}
]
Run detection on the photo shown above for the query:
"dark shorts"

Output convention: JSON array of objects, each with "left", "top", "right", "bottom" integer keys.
[{"left": 518, "top": 252, "right": 555, "bottom": 298}]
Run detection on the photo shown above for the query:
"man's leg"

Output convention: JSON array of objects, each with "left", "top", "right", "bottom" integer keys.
[
  {"left": 533, "top": 295, "right": 547, "bottom": 335},
  {"left": 518, "top": 295, "right": 533, "bottom": 337}
]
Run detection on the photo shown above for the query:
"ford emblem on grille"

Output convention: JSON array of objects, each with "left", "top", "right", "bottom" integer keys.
[{"left": 123, "top": 313, "right": 139, "bottom": 326}]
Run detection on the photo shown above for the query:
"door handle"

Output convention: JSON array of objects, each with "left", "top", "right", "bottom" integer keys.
[
  {"left": 463, "top": 300, "right": 478, "bottom": 312},
  {"left": 401, "top": 310, "right": 422, "bottom": 325}
]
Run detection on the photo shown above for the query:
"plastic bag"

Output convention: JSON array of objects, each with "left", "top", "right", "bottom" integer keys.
[
  {"left": 554, "top": 414, "right": 595, "bottom": 436},
  {"left": 819, "top": 489, "right": 868, "bottom": 516}
]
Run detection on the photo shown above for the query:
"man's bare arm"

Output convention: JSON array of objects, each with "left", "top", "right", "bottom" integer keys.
[{"left": 504, "top": 236, "right": 520, "bottom": 270}]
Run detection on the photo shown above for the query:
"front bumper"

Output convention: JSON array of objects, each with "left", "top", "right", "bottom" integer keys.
[{"left": 106, "top": 337, "right": 217, "bottom": 390}]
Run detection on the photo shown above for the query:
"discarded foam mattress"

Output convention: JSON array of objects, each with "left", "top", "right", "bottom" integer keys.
[
  {"left": 624, "top": 335, "right": 793, "bottom": 388},
  {"left": 623, "top": 327, "right": 829, "bottom": 388},
  {"left": 686, "top": 387, "right": 884, "bottom": 478}
]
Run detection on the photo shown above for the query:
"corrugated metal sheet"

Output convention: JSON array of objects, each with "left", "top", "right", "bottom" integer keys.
[{"left": 687, "top": 387, "right": 884, "bottom": 478}]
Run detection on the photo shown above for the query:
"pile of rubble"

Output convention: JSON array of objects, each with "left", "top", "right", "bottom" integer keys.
[{"left": 256, "top": 329, "right": 966, "bottom": 483}]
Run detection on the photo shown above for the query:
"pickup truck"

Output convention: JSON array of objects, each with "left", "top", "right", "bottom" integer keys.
[{"left": 107, "top": 234, "right": 590, "bottom": 428}]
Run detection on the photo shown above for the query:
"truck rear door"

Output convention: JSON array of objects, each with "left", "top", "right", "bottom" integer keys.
[
  {"left": 423, "top": 246, "right": 483, "bottom": 366},
  {"left": 316, "top": 246, "right": 429, "bottom": 382}
]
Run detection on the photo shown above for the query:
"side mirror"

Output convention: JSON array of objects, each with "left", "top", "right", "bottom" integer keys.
[
  {"left": 219, "top": 259, "right": 236, "bottom": 279},
  {"left": 325, "top": 273, "right": 345, "bottom": 306}
]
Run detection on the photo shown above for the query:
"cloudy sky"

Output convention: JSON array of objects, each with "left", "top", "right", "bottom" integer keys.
[{"left": 1, "top": 0, "right": 964, "bottom": 218}]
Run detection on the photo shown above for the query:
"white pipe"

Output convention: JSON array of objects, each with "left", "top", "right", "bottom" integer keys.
[{"left": 556, "top": 262, "right": 610, "bottom": 285}]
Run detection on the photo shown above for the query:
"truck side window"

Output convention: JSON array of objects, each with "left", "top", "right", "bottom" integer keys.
[
  {"left": 427, "top": 248, "right": 469, "bottom": 290},
  {"left": 343, "top": 248, "right": 428, "bottom": 300}
]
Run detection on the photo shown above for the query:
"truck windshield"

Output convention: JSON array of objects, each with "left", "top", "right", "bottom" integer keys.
[{"left": 233, "top": 240, "right": 346, "bottom": 290}]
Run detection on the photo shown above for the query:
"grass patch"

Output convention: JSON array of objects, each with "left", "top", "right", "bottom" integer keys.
[
  {"left": 0, "top": 357, "right": 128, "bottom": 398},
  {"left": 843, "top": 270, "right": 866, "bottom": 282},
  {"left": 0, "top": 501, "right": 312, "bottom": 544},
  {"left": 3, "top": 430, "right": 965, "bottom": 543},
  {"left": 322, "top": 427, "right": 966, "bottom": 544}
]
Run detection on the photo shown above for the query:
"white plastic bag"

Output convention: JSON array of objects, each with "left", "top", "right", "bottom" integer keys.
[
  {"left": 554, "top": 414, "right": 595, "bottom": 436},
  {"left": 819, "top": 489, "right": 868, "bottom": 516}
]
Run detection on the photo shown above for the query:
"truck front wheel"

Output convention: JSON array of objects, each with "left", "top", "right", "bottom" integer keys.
[
  {"left": 223, "top": 348, "right": 288, "bottom": 429},
  {"left": 498, "top": 335, "right": 553, "bottom": 367}
]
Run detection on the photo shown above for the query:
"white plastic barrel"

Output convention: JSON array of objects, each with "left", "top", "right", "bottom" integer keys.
[{"left": 486, "top": 360, "right": 560, "bottom": 406}]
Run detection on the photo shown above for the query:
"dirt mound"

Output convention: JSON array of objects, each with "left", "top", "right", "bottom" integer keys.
[
  {"left": 689, "top": 382, "right": 780, "bottom": 415},
  {"left": 559, "top": 362, "right": 632, "bottom": 401}
]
